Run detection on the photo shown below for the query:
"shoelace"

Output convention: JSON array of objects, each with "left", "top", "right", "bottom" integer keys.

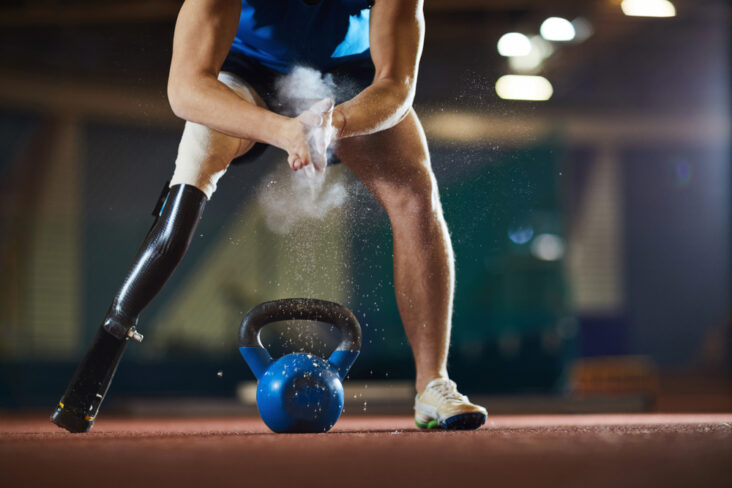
[{"left": 429, "top": 379, "right": 467, "bottom": 403}]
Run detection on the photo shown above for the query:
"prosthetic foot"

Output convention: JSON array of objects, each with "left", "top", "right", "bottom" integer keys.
[
  {"left": 50, "top": 326, "right": 140, "bottom": 433},
  {"left": 51, "top": 184, "right": 206, "bottom": 433}
]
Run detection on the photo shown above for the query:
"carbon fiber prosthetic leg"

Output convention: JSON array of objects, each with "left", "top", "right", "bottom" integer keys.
[{"left": 51, "top": 184, "right": 207, "bottom": 432}]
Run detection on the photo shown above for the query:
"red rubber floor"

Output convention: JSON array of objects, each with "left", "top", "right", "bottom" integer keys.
[{"left": 1, "top": 414, "right": 731, "bottom": 488}]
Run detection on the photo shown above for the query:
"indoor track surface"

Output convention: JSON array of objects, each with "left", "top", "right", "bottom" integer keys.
[{"left": 1, "top": 414, "right": 731, "bottom": 487}]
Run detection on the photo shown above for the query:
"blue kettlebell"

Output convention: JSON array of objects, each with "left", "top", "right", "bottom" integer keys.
[{"left": 238, "top": 298, "right": 361, "bottom": 433}]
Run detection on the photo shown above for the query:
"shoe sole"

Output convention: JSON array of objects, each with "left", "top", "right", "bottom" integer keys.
[{"left": 415, "top": 412, "right": 486, "bottom": 431}]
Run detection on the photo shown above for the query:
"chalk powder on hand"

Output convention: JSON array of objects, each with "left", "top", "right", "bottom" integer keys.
[{"left": 257, "top": 67, "right": 348, "bottom": 235}]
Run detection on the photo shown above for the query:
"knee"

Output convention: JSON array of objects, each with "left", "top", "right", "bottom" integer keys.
[
  {"left": 172, "top": 122, "right": 243, "bottom": 198},
  {"left": 177, "top": 72, "right": 255, "bottom": 167},
  {"left": 170, "top": 73, "right": 258, "bottom": 198},
  {"left": 180, "top": 121, "right": 241, "bottom": 168},
  {"left": 383, "top": 170, "right": 442, "bottom": 226}
]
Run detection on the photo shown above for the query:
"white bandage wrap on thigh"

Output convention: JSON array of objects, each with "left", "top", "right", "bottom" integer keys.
[{"left": 170, "top": 72, "right": 257, "bottom": 198}]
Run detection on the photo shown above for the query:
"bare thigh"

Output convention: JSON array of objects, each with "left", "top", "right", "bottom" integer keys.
[
  {"left": 334, "top": 109, "right": 438, "bottom": 213},
  {"left": 169, "top": 71, "right": 268, "bottom": 198}
]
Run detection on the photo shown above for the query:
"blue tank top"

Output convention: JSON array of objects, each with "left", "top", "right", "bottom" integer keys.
[{"left": 229, "top": 0, "right": 373, "bottom": 73}]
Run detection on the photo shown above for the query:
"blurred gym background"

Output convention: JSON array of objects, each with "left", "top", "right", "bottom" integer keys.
[{"left": 0, "top": 0, "right": 729, "bottom": 415}]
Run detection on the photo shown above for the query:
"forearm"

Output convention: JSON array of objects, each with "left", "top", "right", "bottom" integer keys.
[
  {"left": 334, "top": 0, "right": 424, "bottom": 139},
  {"left": 333, "top": 78, "right": 415, "bottom": 139},
  {"left": 168, "top": 75, "right": 289, "bottom": 148},
  {"left": 167, "top": 0, "right": 290, "bottom": 149}
]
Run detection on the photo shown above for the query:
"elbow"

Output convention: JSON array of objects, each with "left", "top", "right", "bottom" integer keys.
[
  {"left": 372, "top": 82, "right": 414, "bottom": 132},
  {"left": 167, "top": 76, "right": 195, "bottom": 121},
  {"left": 390, "top": 74, "right": 415, "bottom": 104},
  {"left": 398, "top": 85, "right": 416, "bottom": 120},
  {"left": 375, "top": 70, "right": 415, "bottom": 107},
  {"left": 390, "top": 78, "right": 416, "bottom": 124}
]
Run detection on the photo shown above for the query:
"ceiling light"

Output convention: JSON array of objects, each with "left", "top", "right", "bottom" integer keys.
[
  {"left": 540, "top": 17, "right": 576, "bottom": 41},
  {"left": 495, "top": 75, "right": 553, "bottom": 101},
  {"left": 621, "top": 0, "right": 676, "bottom": 17},
  {"left": 497, "top": 32, "right": 532, "bottom": 57}
]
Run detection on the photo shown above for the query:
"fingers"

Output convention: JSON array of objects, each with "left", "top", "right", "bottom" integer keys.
[
  {"left": 308, "top": 123, "right": 335, "bottom": 173},
  {"left": 303, "top": 163, "right": 317, "bottom": 178},
  {"left": 309, "top": 97, "right": 334, "bottom": 114},
  {"left": 287, "top": 154, "right": 297, "bottom": 170},
  {"left": 299, "top": 111, "right": 323, "bottom": 128},
  {"left": 288, "top": 99, "right": 335, "bottom": 172},
  {"left": 288, "top": 147, "right": 312, "bottom": 172},
  {"left": 298, "top": 98, "right": 334, "bottom": 128},
  {"left": 290, "top": 146, "right": 323, "bottom": 173}
]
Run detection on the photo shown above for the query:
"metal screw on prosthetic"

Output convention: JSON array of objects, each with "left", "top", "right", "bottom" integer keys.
[{"left": 126, "top": 327, "right": 144, "bottom": 342}]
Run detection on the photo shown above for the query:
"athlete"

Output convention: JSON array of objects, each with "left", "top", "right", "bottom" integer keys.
[{"left": 51, "top": 0, "right": 487, "bottom": 432}]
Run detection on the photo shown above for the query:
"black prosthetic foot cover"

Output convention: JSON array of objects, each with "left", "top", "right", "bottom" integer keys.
[
  {"left": 51, "top": 184, "right": 207, "bottom": 433},
  {"left": 51, "top": 326, "right": 127, "bottom": 433}
]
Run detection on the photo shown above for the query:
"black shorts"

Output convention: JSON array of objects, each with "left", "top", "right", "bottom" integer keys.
[{"left": 220, "top": 52, "right": 375, "bottom": 165}]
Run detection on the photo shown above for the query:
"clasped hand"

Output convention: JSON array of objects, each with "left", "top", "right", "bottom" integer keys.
[{"left": 283, "top": 98, "right": 335, "bottom": 173}]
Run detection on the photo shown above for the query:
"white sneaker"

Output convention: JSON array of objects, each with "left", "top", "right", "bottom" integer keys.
[{"left": 414, "top": 378, "right": 487, "bottom": 430}]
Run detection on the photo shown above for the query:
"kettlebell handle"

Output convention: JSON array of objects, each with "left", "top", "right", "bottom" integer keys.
[
  {"left": 238, "top": 299, "right": 361, "bottom": 380},
  {"left": 238, "top": 298, "right": 362, "bottom": 351}
]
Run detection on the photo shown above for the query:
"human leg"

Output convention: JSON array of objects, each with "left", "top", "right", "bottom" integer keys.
[
  {"left": 335, "top": 109, "right": 486, "bottom": 429},
  {"left": 336, "top": 109, "right": 452, "bottom": 392}
]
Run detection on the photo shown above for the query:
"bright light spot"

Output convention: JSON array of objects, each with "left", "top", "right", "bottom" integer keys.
[
  {"left": 508, "top": 226, "right": 534, "bottom": 245},
  {"left": 540, "top": 17, "right": 576, "bottom": 41},
  {"left": 621, "top": 0, "right": 676, "bottom": 17},
  {"left": 497, "top": 32, "right": 531, "bottom": 57},
  {"left": 508, "top": 36, "right": 554, "bottom": 73},
  {"left": 495, "top": 75, "right": 553, "bottom": 101},
  {"left": 530, "top": 233, "right": 565, "bottom": 261}
]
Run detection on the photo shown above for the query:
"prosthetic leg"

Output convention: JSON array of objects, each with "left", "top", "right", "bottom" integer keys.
[{"left": 51, "top": 184, "right": 207, "bottom": 433}]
